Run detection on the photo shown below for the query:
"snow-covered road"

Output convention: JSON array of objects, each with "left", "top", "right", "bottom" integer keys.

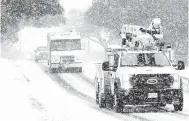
[
  {"left": 14, "top": 60, "right": 189, "bottom": 121},
  {"left": 1, "top": 35, "right": 189, "bottom": 121}
]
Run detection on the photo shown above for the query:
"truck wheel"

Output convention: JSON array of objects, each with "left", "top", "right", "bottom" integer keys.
[
  {"left": 99, "top": 94, "right": 106, "bottom": 108},
  {"left": 173, "top": 97, "right": 183, "bottom": 111},
  {"left": 113, "top": 93, "right": 123, "bottom": 113},
  {"left": 50, "top": 68, "right": 57, "bottom": 73},
  {"left": 174, "top": 103, "right": 183, "bottom": 111},
  {"left": 96, "top": 92, "right": 99, "bottom": 104},
  {"left": 58, "top": 67, "right": 62, "bottom": 73},
  {"left": 79, "top": 68, "right": 82, "bottom": 73},
  {"left": 96, "top": 82, "right": 100, "bottom": 104},
  {"left": 174, "top": 102, "right": 183, "bottom": 111}
]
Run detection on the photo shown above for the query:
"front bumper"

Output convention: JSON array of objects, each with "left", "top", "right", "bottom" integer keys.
[
  {"left": 62, "top": 62, "right": 83, "bottom": 68},
  {"left": 119, "top": 89, "right": 183, "bottom": 105},
  {"left": 51, "top": 62, "right": 82, "bottom": 69}
]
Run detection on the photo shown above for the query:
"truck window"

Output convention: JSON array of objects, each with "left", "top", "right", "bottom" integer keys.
[
  {"left": 120, "top": 53, "right": 170, "bottom": 67},
  {"left": 50, "top": 39, "right": 81, "bottom": 51}
]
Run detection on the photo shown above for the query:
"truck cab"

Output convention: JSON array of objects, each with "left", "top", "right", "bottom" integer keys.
[
  {"left": 47, "top": 32, "right": 85, "bottom": 73},
  {"left": 95, "top": 46, "right": 185, "bottom": 113}
]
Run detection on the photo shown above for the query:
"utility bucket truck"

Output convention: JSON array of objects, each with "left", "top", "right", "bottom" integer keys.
[
  {"left": 95, "top": 18, "right": 185, "bottom": 113},
  {"left": 47, "top": 32, "right": 85, "bottom": 73}
]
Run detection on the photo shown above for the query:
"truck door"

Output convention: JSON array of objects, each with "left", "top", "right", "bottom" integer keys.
[{"left": 104, "top": 54, "right": 116, "bottom": 94}]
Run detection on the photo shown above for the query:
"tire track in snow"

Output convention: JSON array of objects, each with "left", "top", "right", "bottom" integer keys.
[{"left": 72, "top": 73, "right": 95, "bottom": 87}]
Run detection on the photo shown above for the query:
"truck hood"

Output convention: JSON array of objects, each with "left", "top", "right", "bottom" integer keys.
[{"left": 117, "top": 66, "right": 178, "bottom": 75}]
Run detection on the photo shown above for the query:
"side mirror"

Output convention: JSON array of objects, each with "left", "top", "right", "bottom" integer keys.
[
  {"left": 177, "top": 61, "right": 185, "bottom": 70},
  {"left": 102, "top": 61, "right": 109, "bottom": 71}
]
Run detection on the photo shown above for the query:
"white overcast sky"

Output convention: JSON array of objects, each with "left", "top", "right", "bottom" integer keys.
[{"left": 59, "top": 0, "right": 92, "bottom": 11}]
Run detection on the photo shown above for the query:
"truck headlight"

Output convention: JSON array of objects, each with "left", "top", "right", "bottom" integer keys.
[
  {"left": 121, "top": 74, "right": 133, "bottom": 90},
  {"left": 170, "top": 74, "right": 181, "bottom": 89},
  {"left": 51, "top": 55, "right": 60, "bottom": 62},
  {"left": 75, "top": 56, "right": 80, "bottom": 62}
]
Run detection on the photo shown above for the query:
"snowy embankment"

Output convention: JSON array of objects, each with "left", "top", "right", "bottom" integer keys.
[{"left": 0, "top": 58, "right": 45, "bottom": 121}]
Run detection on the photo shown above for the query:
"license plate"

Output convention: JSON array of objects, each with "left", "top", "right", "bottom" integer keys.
[{"left": 148, "top": 93, "right": 158, "bottom": 98}]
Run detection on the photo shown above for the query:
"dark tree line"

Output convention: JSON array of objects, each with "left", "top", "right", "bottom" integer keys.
[{"left": 1, "top": 0, "right": 65, "bottom": 45}]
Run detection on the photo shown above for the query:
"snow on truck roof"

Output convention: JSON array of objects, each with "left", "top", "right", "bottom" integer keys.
[{"left": 47, "top": 32, "right": 81, "bottom": 40}]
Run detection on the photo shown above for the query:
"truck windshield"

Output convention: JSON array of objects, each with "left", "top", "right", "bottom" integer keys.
[
  {"left": 120, "top": 53, "right": 170, "bottom": 67},
  {"left": 50, "top": 39, "right": 81, "bottom": 51}
]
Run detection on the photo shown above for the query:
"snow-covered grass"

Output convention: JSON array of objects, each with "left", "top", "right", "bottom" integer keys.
[{"left": 0, "top": 58, "right": 46, "bottom": 121}]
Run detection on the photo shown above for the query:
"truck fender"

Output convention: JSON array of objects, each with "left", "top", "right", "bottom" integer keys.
[
  {"left": 95, "top": 76, "right": 99, "bottom": 92},
  {"left": 111, "top": 78, "right": 120, "bottom": 94}
]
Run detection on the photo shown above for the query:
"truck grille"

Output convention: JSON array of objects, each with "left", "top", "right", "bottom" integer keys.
[
  {"left": 130, "top": 74, "right": 173, "bottom": 89},
  {"left": 60, "top": 56, "right": 74, "bottom": 63}
]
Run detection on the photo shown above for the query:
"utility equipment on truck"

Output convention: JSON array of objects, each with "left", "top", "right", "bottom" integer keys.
[{"left": 95, "top": 18, "right": 185, "bottom": 113}]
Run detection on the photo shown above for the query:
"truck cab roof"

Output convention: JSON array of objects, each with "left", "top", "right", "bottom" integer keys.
[{"left": 47, "top": 32, "right": 81, "bottom": 40}]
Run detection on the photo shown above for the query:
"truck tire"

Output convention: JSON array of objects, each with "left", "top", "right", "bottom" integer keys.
[
  {"left": 174, "top": 100, "right": 183, "bottom": 111},
  {"left": 99, "top": 94, "right": 106, "bottom": 108},
  {"left": 174, "top": 103, "right": 183, "bottom": 111},
  {"left": 96, "top": 92, "right": 99, "bottom": 104},
  {"left": 173, "top": 96, "right": 183, "bottom": 111},
  {"left": 79, "top": 68, "right": 82, "bottom": 73},
  {"left": 50, "top": 68, "right": 57, "bottom": 73},
  {"left": 113, "top": 93, "right": 123, "bottom": 113},
  {"left": 96, "top": 82, "right": 100, "bottom": 104},
  {"left": 58, "top": 67, "right": 62, "bottom": 73}
]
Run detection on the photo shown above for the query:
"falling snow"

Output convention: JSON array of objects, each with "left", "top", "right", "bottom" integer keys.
[{"left": 0, "top": 0, "right": 189, "bottom": 121}]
